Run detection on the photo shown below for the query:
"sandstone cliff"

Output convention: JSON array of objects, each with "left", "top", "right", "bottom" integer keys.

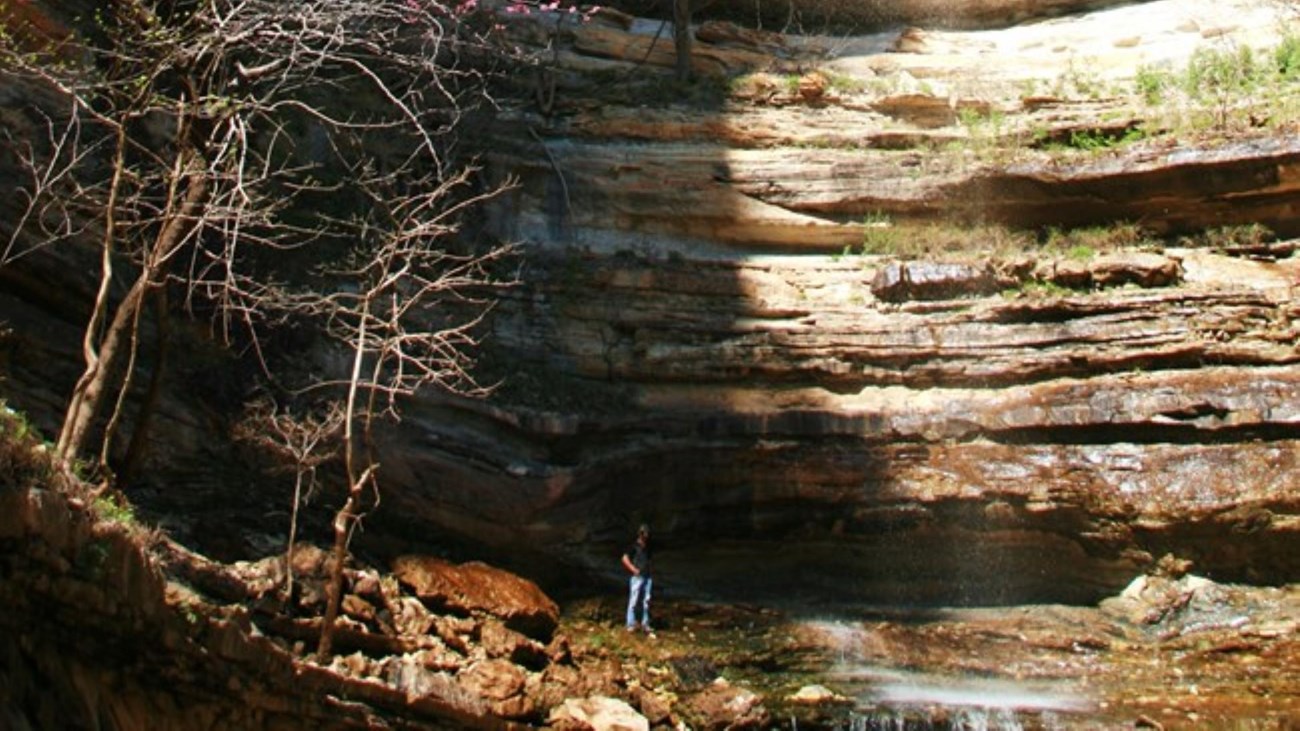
[
  {"left": 392, "top": 0, "right": 1300, "bottom": 605},
  {"left": 2, "top": 0, "right": 1300, "bottom": 728},
  {"left": 2, "top": 0, "right": 1298, "bottom": 610}
]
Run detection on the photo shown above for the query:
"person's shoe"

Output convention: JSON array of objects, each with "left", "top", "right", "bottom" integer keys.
[
  {"left": 643, "top": 626, "right": 655, "bottom": 637},
  {"left": 626, "top": 625, "right": 638, "bottom": 633}
]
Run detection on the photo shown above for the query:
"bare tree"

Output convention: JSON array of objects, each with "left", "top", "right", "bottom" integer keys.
[
  {"left": 275, "top": 160, "right": 514, "bottom": 658},
  {"left": 3, "top": 0, "right": 516, "bottom": 658},
  {"left": 0, "top": 0, "right": 506, "bottom": 482},
  {"left": 234, "top": 397, "right": 344, "bottom": 606}
]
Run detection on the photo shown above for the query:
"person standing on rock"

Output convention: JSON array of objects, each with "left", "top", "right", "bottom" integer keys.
[{"left": 622, "top": 523, "right": 654, "bottom": 636}]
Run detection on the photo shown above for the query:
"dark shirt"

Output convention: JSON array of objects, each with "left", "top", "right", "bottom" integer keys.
[{"left": 625, "top": 539, "right": 652, "bottom": 577}]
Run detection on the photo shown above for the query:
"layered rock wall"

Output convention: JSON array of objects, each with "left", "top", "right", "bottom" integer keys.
[
  {"left": 414, "top": 0, "right": 1300, "bottom": 604},
  {"left": 1, "top": 0, "right": 1298, "bottom": 610}
]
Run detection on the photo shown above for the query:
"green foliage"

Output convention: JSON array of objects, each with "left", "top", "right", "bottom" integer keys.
[
  {"left": 860, "top": 211, "right": 899, "bottom": 255},
  {"left": 1053, "top": 59, "right": 1109, "bottom": 99},
  {"left": 1178, "top": 223, "right": 1275, "bottom": 251},
  {"left": 1125, "top": 35, "right": 1300, "bottom": 137},
  {"left": 824, "top": 70, "right": 864, "bottom": 94},
  {"left": 180, "top": 603, "right": 202, "bottom": 626},
  {"left": 1066, "top": 244, "right": 1096, "bottom": 261},
  {"left": 1275, "top": 34, "right": 1300, "bottom": 79},
  {"left": 1135, "top": 63, "right": 1174, "bottom": 104},
  {"left": 0, "top": 401, "right": 54, "bottom": 487},
  {"left": 1183, "top": 44, "right": 1262, "bottom": 100},
  {"left": 1064, "top": 126, "right": 1146, "bottom": 152},
  {"left": 0, "top": 402, "right": 37, "bottom": 442},
  {"left": 958, "top": 106, "right": 1002, "bottom": 130},
  {"left": 957, "top": 106, "right": 1012, "bottom": 163},
  {"left": 93, "top": 494, "right": 136, "bottom": 526},
  {"left": 1043, "top": 222, "right": 1151, "bottom": 254}
]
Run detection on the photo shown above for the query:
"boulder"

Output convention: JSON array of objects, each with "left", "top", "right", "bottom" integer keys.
[
  {"left": 548, "top": 696, "right": 649, "bottom": 731},
  {"left": 787, "top": 684, "right": 849, "bottom": 704},
  {"left": 870, "top": 261, "right": 1004, "bottom": 302},
  {"left": 686, "top": 678, "right": 769, "bottom": 730},
  {"left": 392, "top": 556, "right": 559, "bottom": 640},
  {"left": 457, "top": 658, "right": 527, "bottom": 703},
  {"left": 1090, "top": 252, "right": 1183, "bottom": 288}
]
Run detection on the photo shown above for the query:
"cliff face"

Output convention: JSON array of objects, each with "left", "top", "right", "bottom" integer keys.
[
  {"left": 417, "top": 0, "right": 1300, "bottom": 604},
  {"left": 1, "top": 0, "right": 1298, "bottom": 612},
  {"left": 2, "top": 1, "right": 1300, "bottom": 728}
]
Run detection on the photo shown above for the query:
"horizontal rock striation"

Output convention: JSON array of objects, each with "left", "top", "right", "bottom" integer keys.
[
  {"left": 1, "top": 0, "right": 1298, "bottom": 613},
  {"left": 380, "top": 246, "right": 1300, "bottom": 605},
  {"left": 429, "top": 0, "right": 1300, "bottom": 604}
]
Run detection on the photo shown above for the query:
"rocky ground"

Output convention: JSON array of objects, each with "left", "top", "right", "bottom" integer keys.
[
  {"left": 4, "top": 429, "right": 1297, "bottom": 729},
  {"left": 561, "top": 576, "right": 1300, "bottom": 730}
]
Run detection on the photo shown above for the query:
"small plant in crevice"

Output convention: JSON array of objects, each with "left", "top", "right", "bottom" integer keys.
[
  {"left": 1007, "top": 279, "right": 1076, "bottom": 298},
  {"left": 1066, "top": 244, "right": 1096, "bottom": 261},
  {"left": 1130, "top": 34, "right": 1300, "bottom": 136},
  {"left": 1184, "top": 44, "right": 1262, "bottom": 101},
  {"left": 180, "top": 603, "right": 202, "bottom": 626},
  {"left": 92, "top": 493, "right": 136, "bottom": 526},
  {"left": 824, "top": 70, "right": 864, "bottom": 95},
  {"left": 1178, "top": 222, "right": 1276, "bottom": 251},
  {"left": 0, "top": 401, "right": 55, "bottom": 487},
  {"left": 1135, "top": 63, "right": 1175, "bottom": 105},
  {"left": 1274, "top": 33, "right": 1300, "bottom": 79},
  {"left": 1041, "top": 222, "right": 1153, "bottom": 255},
  {"left": 1065, "top": 125, "right": 1147, "bottom": 153},
  {"left": 860, "top": 211, "right": 899, "bottom": 255}
]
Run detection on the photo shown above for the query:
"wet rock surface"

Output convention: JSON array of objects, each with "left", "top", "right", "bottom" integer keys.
[{"left": 553, "top": 575, "right": 1300, "bottom": 730}]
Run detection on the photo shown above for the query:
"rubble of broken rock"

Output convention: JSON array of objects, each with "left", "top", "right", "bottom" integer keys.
[{"left": 3, "top": 467, "right": 1299, "bottom": 730}]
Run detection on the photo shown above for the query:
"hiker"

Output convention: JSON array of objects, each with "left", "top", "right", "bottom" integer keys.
[{"left": 621, "top": 523, "right": 654, "bottom": 636}]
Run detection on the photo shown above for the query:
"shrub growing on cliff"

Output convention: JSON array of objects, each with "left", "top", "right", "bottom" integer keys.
[
  {"left": 0, "top": 401, "right": 54, "bottom": 489},
  {"left": 1132, "top": 34, "right": 1300, "bottom": 134}
]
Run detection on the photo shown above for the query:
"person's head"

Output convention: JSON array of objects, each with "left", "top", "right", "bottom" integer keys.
[{"left": 637, "top": 523, "right": 650, "bottom": 542}]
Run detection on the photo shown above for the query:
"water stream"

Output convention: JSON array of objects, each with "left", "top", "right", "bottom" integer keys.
[
  {"left": 599, "top": 581, "right": 1300, "bottom": 730},
  {"left": 798, "top": 619, "right": 1093, "bottom": 729}
]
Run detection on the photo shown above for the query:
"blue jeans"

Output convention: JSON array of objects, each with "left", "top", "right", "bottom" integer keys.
[{"left": 626, "top": 574, "right": 652, "bottom": 629}]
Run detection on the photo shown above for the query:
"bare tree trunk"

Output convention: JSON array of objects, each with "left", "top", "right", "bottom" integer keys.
[
  {"left": 673, "top": 0, "right": 693, "bottom": 82},
  {"left": 56, "top": 267, "right": 147, "bottom": 470},
  {"left": 118, "top": 287, "right": 169, "bottom": 487},
  {"left": 99, "top": 263, "right": 152, "bottom": 475},
  {"left": 319, "top": 298, "right": 373, "bottom": 660},
  {"left": 317, "top": 462, "right": 376, "bottom": 659},
  {"left": 55, "top": 170, "right": 207, "bottom": 473},
  {"left": 283, "top": 468, "right": 305, "bottom": 606},
  {"left": 55, "top": 126, "right": 126, "bottom": 471}
]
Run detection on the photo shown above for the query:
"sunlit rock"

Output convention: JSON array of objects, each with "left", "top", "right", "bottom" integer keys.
[
  {"left": 392, "top": 556, "right": 560, "bottom": 640},
  {"left": 548, "top": 695, "right": 650, "bottom": 731}
]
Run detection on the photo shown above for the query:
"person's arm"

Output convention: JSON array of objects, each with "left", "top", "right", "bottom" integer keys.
[{"left": 621, "top": 553, "right": 640, "bottom": 576}]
